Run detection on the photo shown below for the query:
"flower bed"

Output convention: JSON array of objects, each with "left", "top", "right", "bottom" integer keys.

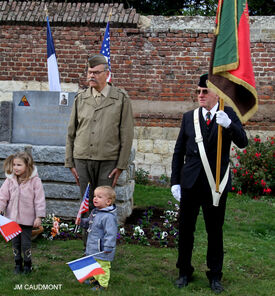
[{"left": 118, "top": 201, "right": 179, "bottom": 248}]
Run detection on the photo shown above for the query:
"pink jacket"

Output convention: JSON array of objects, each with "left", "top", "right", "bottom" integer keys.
[{"left": 0, "top": 166, "right": 46, "bottom": 226}]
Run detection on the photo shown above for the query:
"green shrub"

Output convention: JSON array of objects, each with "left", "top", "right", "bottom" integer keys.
[
  {"left": 135, "top": 168, "right": 150, "bottom": 185},
  {"left": 231, "top": 135, "right": 274, "bottom": 198}
]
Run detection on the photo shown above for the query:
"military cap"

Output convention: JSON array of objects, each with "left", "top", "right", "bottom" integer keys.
[
  {"left": 88, "top": 54, "right": 108, "bottom": 68},
  {"left": 198, "top": 73, "right": 208, "bottom": 88}
]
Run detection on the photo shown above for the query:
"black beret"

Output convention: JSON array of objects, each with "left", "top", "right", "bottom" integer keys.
[
  {"left": 198, "top": 73, "right": 208, "bottom": 87},
  {"left": 88, "top": 54, "right": 108, "bottom": 68}
]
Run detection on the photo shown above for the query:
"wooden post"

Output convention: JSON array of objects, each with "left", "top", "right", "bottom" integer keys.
[{"left": 216, "top": 98, "right": 224, "bottom": 192}]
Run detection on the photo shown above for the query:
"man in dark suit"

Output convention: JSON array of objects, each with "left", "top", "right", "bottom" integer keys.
[{"left": 171, "top": 74, "right": 248, "bottom": 293}]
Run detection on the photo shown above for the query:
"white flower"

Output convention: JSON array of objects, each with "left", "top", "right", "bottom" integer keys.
[
  {"left": 119, "top": 227, "right": 125, "bottom": 235},
  {"left": 161, "top": 231, "right": 168, "bottom": 239},
  {"left": 133, "top": 226, "right": 144, "bottom": 237},
  {"left": 134, "top": 226, "right": 141, "bottom": 232}
]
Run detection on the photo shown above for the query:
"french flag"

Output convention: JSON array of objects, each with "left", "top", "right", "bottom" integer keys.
[
  {"left": 47, "top": 16, "right": 61, "bottom": 91},
  {"left": 67, "top": 254, "right": 105, "bottom": 283},
  {"left": 0, "top": 215, "right": 22, "bottom": 242}
]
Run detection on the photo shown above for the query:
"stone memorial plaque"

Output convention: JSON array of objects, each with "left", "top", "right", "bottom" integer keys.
[{"left": 12, "top": 91, "right": 76, "bottom": 146}]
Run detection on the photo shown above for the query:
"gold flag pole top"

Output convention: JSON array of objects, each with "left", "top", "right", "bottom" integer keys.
[
  {"left": 108, "top": 8, "right": 112, "bottom": 22},
  {"left": 44, "top": 5, "right": 49, "bottom": 18}
]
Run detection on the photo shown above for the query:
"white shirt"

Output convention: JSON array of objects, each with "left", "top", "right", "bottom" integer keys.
[{"left": 202, "top": 103, "right": 219, "bottom": 121}]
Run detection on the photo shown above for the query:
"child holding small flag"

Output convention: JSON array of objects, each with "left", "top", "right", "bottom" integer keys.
[
  {"left": 77, "top": 185, "right": 117, "bottom": 291},
  {"left": 0, "top": 151, "right": 46, "bottom": 274}
]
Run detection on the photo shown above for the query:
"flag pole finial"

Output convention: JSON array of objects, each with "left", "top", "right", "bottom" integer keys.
[
  {"left": 44, "top": 5, "right": 49, "bottom": 18},
  {"left": 108, "top": 8, "right": 112, "bottom": 22}
]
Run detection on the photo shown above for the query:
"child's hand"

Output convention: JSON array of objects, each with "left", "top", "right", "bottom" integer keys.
[
  {"left": 33, "top": 217, "right": 42, "bottom": 228},
  {"left": 75, "top": 217, "right": 81, "bottom": 225}
]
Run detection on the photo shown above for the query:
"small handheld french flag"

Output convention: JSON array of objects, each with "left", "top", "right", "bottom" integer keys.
[
  {"left": 67, "top": 253, "right": 105, "bottom": 283},
  {"left": 0, "top": 215, "right": 22, "bottom": 242}
]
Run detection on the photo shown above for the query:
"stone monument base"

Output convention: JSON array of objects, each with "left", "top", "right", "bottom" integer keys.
[{"left": 0, "top": 143, "right": 135, "bottom": 225}]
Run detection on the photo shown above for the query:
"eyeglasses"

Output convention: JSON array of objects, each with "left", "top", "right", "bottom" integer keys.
[
  {"left": 195, "top": 89, "right": 208, "bottom": 95},
  {"left": 88, "top": 70, "right": 105, "bottom": 76}
]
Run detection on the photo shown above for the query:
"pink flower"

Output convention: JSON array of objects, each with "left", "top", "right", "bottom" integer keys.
[
  {"left": 233, "top": 169, "right": 237, "bottom": 174},
  {"left": 237, "top": 156, "right": 240, "bottom": 159},
  {"left": 243, "top": 149, "right": 247, "bottom": 154},
  {"left": 232, "top": 187, "right": 235, "bottom": 191},
  {"left": 237, "top": 190, "right": 242, "bottom": 195},
  {"left": 255, "top": 152, "right": 261, "bottom": 158}
]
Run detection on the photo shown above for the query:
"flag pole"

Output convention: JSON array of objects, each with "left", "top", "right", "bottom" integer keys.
[{"left": 215, "top": 97, "right": 224, "bottom": 193}]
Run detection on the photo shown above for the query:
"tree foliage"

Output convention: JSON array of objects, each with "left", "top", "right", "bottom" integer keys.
[
  {"left": 75, "top": 0, "right": 274, "bottom": 16},
  {"left": 55, "top": 1, "right": 275, "bottom": 16}
]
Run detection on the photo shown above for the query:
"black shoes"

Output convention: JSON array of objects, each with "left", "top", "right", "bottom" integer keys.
[
  {"left": 14, "top": 259, "right": 23, "bottom": 274},
  {"left": 174, "top": 275, "right": 191, "bottom": 288},
  {"left": 23, "top": 260, "right": 32, "bottom": 274},
  {"left": 175, "top": 275, "right": 224, "bottom": 293},
  {"left": 210, "top": 279, "right": 224, "bottom": 294}
]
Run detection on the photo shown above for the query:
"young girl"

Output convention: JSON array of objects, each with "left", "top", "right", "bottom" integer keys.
[{"left": 0, "top": 151, "right": 46, "bottom": 274}]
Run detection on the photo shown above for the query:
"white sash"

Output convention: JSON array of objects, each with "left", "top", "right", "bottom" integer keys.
[{"left": 193, "top": 108, "right": 230, "bottom": 206}]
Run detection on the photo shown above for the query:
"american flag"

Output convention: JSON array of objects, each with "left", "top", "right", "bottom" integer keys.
[
  {"left": 100, "top": 21, "right": 111, "bottom": 82},
  {"left": 77, "top": 183, "right": 90, "bottom": 218}
]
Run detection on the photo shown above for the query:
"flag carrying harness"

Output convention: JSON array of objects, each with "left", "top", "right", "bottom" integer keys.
[{"left": 193, "top": 108, "right": 230, "bottom": 206}]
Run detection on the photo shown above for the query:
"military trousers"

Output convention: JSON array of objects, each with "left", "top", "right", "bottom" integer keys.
[{"left": 74, "top": 159, "right": 117, "bottom": 246}]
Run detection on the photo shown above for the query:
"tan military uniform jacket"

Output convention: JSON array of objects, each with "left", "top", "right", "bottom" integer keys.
[{"left": 65, "top": 84, "right": 134, "bottom": 170}]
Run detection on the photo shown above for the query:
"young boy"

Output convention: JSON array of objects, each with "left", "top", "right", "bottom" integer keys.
[{"left": 80, "top": 186, "right": 117, "bottom": 291}]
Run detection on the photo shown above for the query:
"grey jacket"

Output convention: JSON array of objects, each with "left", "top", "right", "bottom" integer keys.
[{"left": 81, "top": 205, "right": 117, "bottom": 261}]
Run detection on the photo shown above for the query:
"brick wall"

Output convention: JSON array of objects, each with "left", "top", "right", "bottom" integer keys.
[
  {"left": 0, "top": 14, "right": 274, "bottom": 176},
  {"left": 1, "top": 16, "right": 274, "bottom": 130}
]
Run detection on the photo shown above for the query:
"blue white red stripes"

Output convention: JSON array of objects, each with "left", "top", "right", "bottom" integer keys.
[
  {"left": 67, "top": 254, "right": 105, "bottom": 283},
  {"left": 47, "top": 16, "right": 61, "bottom": 91}
]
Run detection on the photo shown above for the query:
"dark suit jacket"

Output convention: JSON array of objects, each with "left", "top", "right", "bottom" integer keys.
[{"left": 171, "top": 106, "right": 248, "bottom": 191}]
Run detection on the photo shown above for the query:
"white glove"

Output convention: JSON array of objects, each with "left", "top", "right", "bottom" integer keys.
[
  {"left": 216, "top": 110, "right": 231, "bottom": 128},
  {"left": 171, "top": 184, "right": 181, "bottom": 202}
]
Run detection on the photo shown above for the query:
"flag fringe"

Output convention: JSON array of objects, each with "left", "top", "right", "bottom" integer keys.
[{"left": 207, "top": 80, "right": 258, "bottom": 123}]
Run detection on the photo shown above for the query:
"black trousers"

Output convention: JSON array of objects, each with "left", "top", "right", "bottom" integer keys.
[
  {"left": 177, "top": 170, "right": 227, "bottom": 280},
  {"left": 12, "top": 225, "right": 32, "bottom": 262}
]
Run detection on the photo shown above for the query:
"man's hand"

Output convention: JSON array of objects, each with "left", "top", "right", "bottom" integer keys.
[
  {"left": 171, "top": 184, "right": 181, "bottom": 202},
  {"left": 70, "top": 167, "right": 80, "bottom": 186},
  {"left": 33, "top": 217, "right": 42, "bottom": 228},
  {"left": 109, "top": 168, "right": 122, "bottom": 187},
  {"left": 216, "top": 110, "right": 231, "bottom": 128},
  {"left": 75, "top": 217, "right": 81, "bottom": 225}
]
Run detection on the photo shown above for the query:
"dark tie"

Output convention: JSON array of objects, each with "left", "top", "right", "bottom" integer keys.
[{"left": 206, "top": 111, "right": 211, "bottom": 126}]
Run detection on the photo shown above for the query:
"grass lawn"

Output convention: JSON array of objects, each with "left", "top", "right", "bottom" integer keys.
[{"left": 0, "top": 184, "right": 274, "bottom": 296}]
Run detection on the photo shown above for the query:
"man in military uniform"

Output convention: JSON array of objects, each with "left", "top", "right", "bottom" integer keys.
[{"left": 65, "top": 54, "right": 134, "bottom": 244}]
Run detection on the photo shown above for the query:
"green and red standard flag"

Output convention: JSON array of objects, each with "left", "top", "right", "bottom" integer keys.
[{"left": 208, "top": 0, "right": 258, "bottom": 123}]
